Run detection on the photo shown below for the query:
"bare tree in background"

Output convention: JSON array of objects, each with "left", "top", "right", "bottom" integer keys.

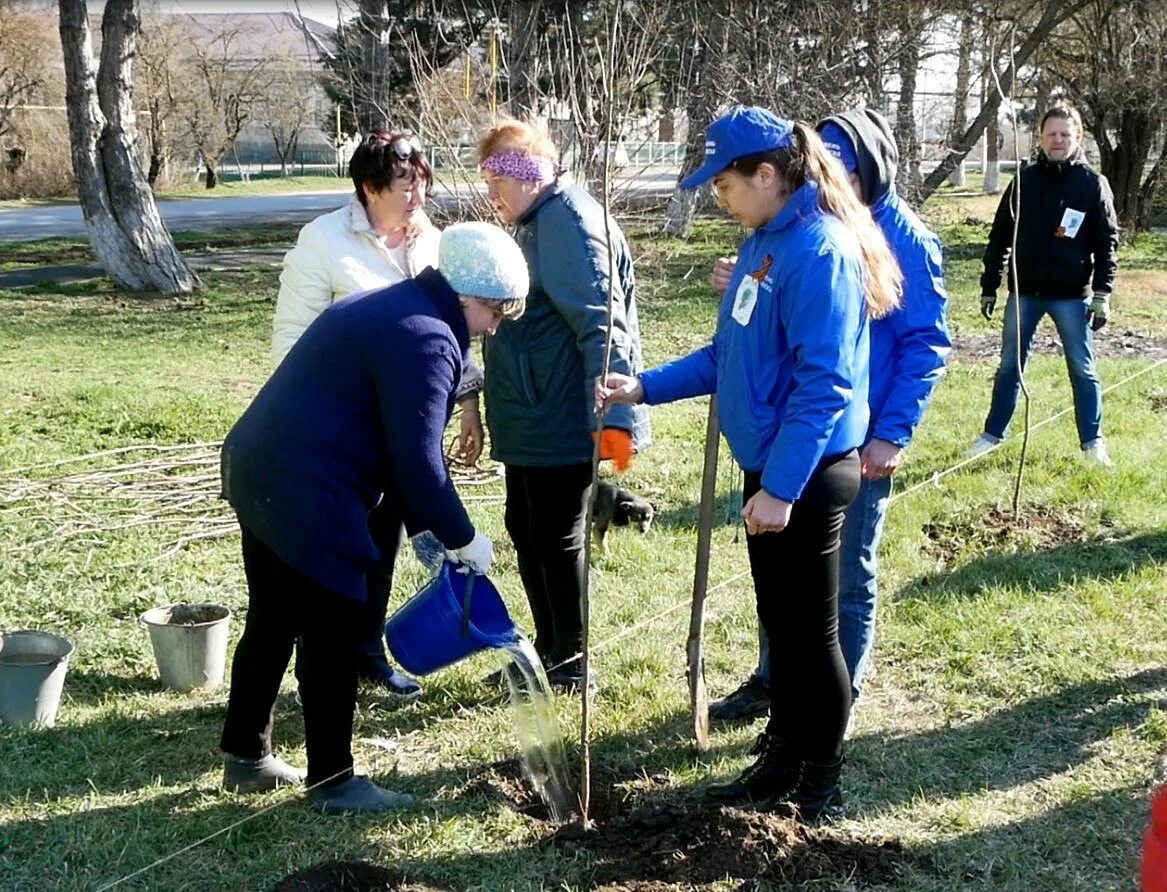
[
  {"left": 661, "top": 3, "right": 732, "bottom": 235},
  {"left": 946, "top": 9, "right": 974, "bottom": 187},
  {"left": 919, "top": 0, "right": 1090, "bottom": 202},
  {"left": 553, "top": 1, "right": 675, "bottom": 200},
  {"left": 139, "top": 15, "right": 186, "bottom": 187},
  {"left": 261, "top": 53, "right": 317, "bottom": 177},
  {"left": 505, "top": 0, "right": 543, "bottom": 120},
  {"left": 319, "top": 0, "right": 487, "bottom": 135},
  {"left": 0, "top": 7, "right": 51, "bottom": 151},
  {"left": 1047, "top": 0, "right": 1167, "bottom": 231},
  {"left": 172, "top": 23, "right": 272, "bottom": 189},
  {"left": 58, "top": 0, "right": 199, "bottom": 292}
]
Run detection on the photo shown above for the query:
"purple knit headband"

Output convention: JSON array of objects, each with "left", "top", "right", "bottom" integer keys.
[{"left": 481, "top": 151, "right": 555, "bottom": 183}]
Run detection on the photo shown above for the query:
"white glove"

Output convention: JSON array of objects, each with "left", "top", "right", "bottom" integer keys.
[{"left": 447, "top": 531, "right": 494, "bottom": 575}]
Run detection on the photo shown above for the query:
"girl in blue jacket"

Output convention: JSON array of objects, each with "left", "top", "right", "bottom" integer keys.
[{"left": 598, "top": 106, "right": 900, "bottom": 821}]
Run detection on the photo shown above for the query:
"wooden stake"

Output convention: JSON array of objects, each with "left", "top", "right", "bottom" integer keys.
[{"left": 689, "top": 394, "right": 720, "bottom": 750}]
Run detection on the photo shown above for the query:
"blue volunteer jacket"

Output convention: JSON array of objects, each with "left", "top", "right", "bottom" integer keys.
[
  {"left": 221, "top": 268, "right": 476, "bottom": 601},
  {"left": 819, "top": 109, "right": 950, "bottom": 448},
  {"left": 867, "top": 189, "right": 951, "bottom": 446},
  {"left": 640, "top": 181, "right": 869, "bottom": 502}
]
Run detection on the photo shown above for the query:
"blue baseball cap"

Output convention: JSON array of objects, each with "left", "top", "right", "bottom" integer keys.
[
  {"left": 680, "top": 106, "right": 795, "bottom": 190},
  {"left": 817, "top": 122, "right": 859, "bottom": 174}
]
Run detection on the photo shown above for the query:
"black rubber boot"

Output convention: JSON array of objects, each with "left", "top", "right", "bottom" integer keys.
[
  {"left": 223, "top": 754, "right": 304, "bottom": 794},
  {"left": 706, "top": 733, "right": 802, "bottom": 807},
  {"left": 357, "top": 648, "right": 422, "bottom": 700},
  {"left": 790, "top": 756, "right": 844, "bottom": 825}
]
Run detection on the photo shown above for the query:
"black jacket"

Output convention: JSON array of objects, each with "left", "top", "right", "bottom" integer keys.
[{"left": 980, "top": 150, "right": 1118, "bottom": 299}]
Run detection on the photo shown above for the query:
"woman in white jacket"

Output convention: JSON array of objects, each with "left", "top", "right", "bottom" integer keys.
[{"left": 272, "top": 130, "right": 484, "bottom": 699}]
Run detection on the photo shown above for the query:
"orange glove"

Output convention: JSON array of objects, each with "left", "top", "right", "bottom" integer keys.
[
  {"left": 1145, "top": 785, "right": 1167, "bottom": 892},
  {"left": 591, "top": 428, "right": 634, "bottom": 472}
]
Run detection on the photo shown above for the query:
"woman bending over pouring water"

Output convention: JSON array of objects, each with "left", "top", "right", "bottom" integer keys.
[
  {"left": 219, "top": 223, "right": 526, "bottom": 815},
  {"left": 598, "top": 107, "right": 900, "bottom": 823}
]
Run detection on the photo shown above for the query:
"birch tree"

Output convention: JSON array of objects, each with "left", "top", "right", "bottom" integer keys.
[{"left": 58, "top": 0, "right": 199, "bottom": 292}]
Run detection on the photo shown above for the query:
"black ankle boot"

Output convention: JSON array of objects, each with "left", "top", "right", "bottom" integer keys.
[
  {"left": 706, "top": 733, "right": 802, "bottom": 807},
  {"left": 790, "top": 755, "right": 844, "bottom": 824}
]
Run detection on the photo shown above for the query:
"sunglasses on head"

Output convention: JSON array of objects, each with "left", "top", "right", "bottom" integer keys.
[{"left": 365, "top": 131, "right": 423, "bottom": 159}]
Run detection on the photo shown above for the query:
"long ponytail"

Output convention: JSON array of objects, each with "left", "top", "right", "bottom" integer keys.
[{"left": 734, "top": 123, "right": 902, "bottom": 319}]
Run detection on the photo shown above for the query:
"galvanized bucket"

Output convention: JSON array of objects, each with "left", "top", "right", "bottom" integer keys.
[
  {"left": 140, "top": 604, "right": 231, "bottom": 692},
  {"left": 0, "top": 630, "right": 75, "bottom": 728}
]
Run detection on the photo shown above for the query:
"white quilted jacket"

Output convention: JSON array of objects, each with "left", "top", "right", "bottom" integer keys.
[{"left": 271, "top": 196, "right": 441, "bottom": 366}]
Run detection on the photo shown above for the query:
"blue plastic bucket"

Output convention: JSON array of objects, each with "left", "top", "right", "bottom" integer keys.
[{"left": 385, "top": 561, "right": 517, "bottom": 676}]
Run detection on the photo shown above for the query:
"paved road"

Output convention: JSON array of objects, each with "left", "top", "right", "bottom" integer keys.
[{"left": 0, "top": 171, "right": 679, "bottom": 243}]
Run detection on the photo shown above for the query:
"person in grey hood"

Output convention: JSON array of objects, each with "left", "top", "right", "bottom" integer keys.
[
  {"left": 707, "top": 110, "right": 951, "bottom": 790},
  {"left": 965, "top": 103, "right": 1119, "bottom": 466}
]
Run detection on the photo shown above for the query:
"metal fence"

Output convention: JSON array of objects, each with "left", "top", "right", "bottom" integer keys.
[{"left": 211, "top": 141, "right": 688, "bottom": 181}]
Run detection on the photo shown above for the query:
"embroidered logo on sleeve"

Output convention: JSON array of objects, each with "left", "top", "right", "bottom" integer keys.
[
  {"left": 1055, "top": 208, "right": 1085, "bottom": 238},
  {"left": 732, "top": 254, "right": 772, "bottom": 326}
]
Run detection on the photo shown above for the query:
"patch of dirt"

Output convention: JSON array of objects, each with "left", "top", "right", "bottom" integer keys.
[
  {"left": 462, "top": 758, "right": 645, "bottom": 823},
  {"left": 155, "top": 603, "right": 229, "bottom": 625},
  {"left": 462, "top": 758, "right": 558, "bottom": 820},
  {"left": 923, "top": 504, "right": 1092, "bottom": 565},
  {"left": 953, "top": 327, "right": 1167, "bottom": 363},
  {"left": 466, "top": 761, "right": 905, "bottom": 888},
  {"left": 562, "top": 800, "right": 905, "bottom": 889},
  {"left": 1147, "top": 388, "right": 1167, "bottom": 412},
  {"left": 272, "top": 860, "right": 452, "bottom": 892}
]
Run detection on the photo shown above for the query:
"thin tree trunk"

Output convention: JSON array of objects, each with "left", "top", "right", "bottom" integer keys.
[
  {"left": 947, "top": 11, "right": 973, "bottom": 188},
  {"left": 984, "top": 112, "right": 1001, "bottom": 193},
  {"left": 507, "top": 0, "right": 542, "bottom": 119},
  {"left": 864, "top": 6, "right": 885, "bottom": 111},
  {"left": 58, "top": 0, "right": 199, "bottom": 292},
  {"left": 894, "top": 25, "right": 922, "bottom": 203},
  {"left": 1135, "top": 134, "right": 1167, "bottom": 231},
  {"left": 662, "top": 6, "right": 732, "bottom": 235}
]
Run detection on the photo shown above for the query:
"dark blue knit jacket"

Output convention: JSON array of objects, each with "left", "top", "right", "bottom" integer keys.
[{"left": 221, "top": 267, "right": 476, "bottom": 600}]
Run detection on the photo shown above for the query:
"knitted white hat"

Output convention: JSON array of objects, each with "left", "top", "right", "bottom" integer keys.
[{"left": 438, "top": 222, "right": 529, "bottom": 302}]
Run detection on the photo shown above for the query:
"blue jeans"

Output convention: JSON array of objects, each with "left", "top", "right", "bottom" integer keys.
[
  {"left": 755, "top": 474, "right": 892, "bottom": 702},
  {"left": 983, "top": 294, "right": 1102, "bottom": 447}
]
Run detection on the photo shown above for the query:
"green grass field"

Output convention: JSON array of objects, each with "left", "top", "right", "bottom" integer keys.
[{"left": 1, "top": 193, "right": 1166, "bottom": 891}]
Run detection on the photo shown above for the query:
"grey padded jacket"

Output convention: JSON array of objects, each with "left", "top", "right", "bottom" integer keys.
[{"left": 484, "top": 181, "right": 651, "bottom": 466}]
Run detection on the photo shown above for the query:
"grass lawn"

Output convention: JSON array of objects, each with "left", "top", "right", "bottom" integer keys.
[{"left": 1, "top": 190, "right": 1166, "bottom": 891}]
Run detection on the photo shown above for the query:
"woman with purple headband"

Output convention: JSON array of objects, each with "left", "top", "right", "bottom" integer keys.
[{"left": 476, "top": 119, "right": 651, "bottom": 694}]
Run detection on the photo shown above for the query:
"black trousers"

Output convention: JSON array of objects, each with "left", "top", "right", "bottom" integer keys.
[
  {"left": 220, "top": 526, "right": 364, "bottom": 787},
  {"left": 356, "top": 499, "right": 407, "bottom": 661},
  {"left": 504, "top": 462, "right": 593, "bottom": 667},
  {"left": 745, "top": 450, "right": 859, "bottom": 762}
]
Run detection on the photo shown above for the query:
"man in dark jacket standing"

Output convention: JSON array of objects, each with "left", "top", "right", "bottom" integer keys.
[
  {"left": 218, "top": 222, "right": 527, "bottom": 814},
  {"left": 965, "top": 103, "right": 1119, "bottom": 466}
]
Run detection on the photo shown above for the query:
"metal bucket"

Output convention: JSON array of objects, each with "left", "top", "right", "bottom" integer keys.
[
  {"left": 140, "top": 604, "right": 231, "bottom": 692},
  {"left": 0, "top": 630, "right": 75, "bottom": 728}
]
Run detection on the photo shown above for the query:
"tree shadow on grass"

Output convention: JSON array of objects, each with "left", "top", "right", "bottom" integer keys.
[
  {"left": 0, "top": 708, "right": 742, "bottom": 892},
  {"left": 845, "top": 665, "right": 1167, "bottom": 813},
  {"left": 901, "top": 530, "right": 1167, "bottom": 602},
  {"left": 0, "top": 694, "right": 297, "bottom": 802}
]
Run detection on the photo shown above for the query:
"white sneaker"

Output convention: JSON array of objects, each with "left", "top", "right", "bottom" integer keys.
[
  {"left": 962, "top": 433, "right": 1001, "bottom": 459},
  {"left": 1083, "top": 442, "right": 1113, "bottom": 467}
]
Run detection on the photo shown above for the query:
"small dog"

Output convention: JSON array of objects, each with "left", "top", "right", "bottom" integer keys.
[{"left": 591, "top": 481, "right": 654, "bottom": 553}]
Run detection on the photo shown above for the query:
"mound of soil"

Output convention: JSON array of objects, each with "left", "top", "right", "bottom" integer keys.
[
  {"left": 559, "top": 800, "right": 905, "bottom": 889},
  {"left": 924, "top": 504, "right": 1092, "bottom": 565},
  {"left": 273, "top": 860, "right": 452, "bottom": 892}
]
